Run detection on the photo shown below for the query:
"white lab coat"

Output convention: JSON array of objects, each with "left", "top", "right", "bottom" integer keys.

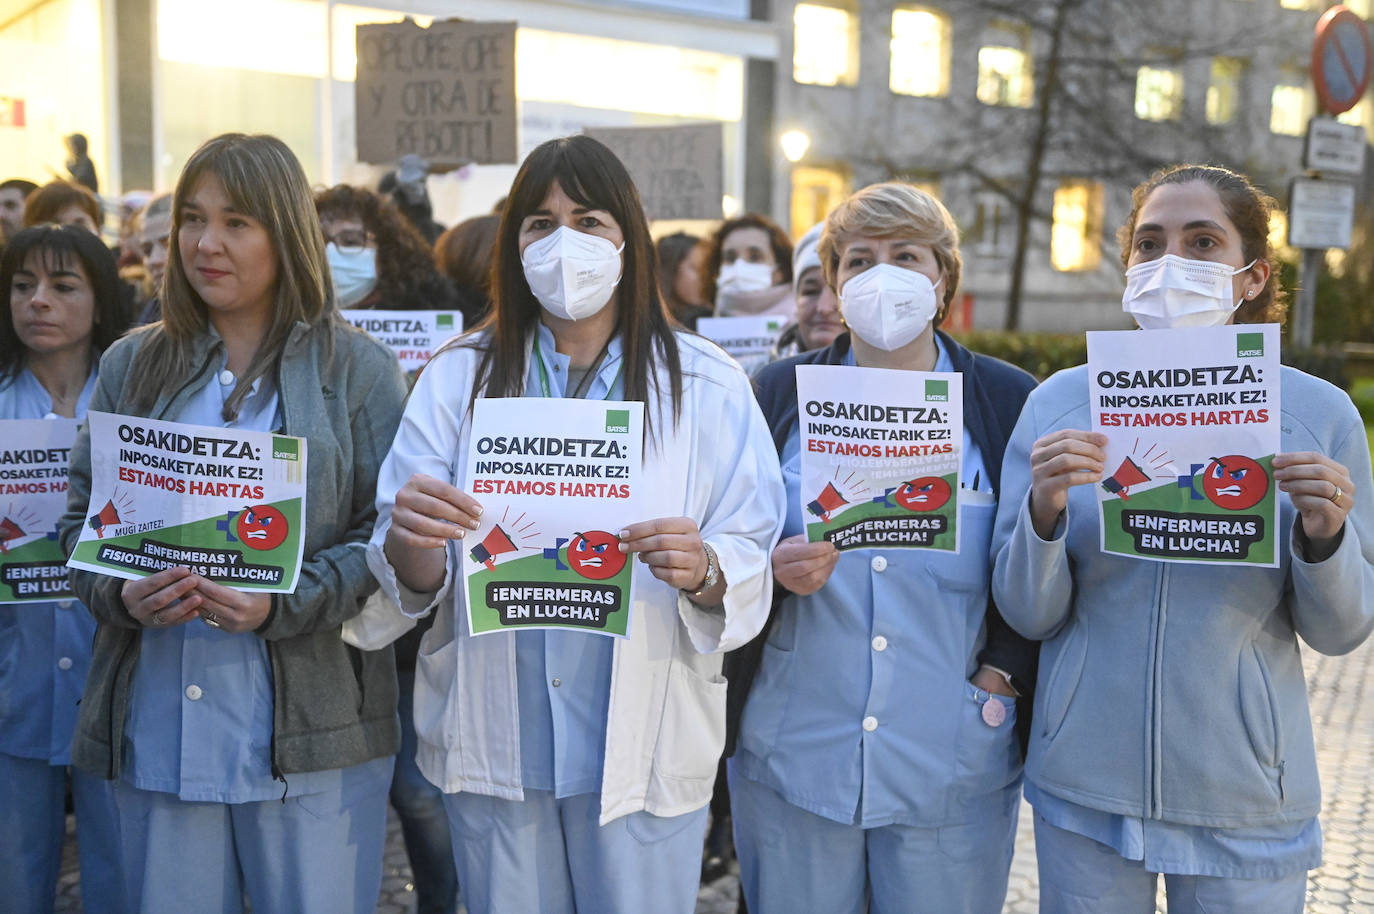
[{"left": 363, "top": 330, "right": 785, "bottom": 824}]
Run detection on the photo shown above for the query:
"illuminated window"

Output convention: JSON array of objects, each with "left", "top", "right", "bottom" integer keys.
[
  {"left": 1344, "top": 0, "right": 1369, "bottom": 15},
  {"left": 971, "top": 192, "right": 1013, "bottom": 258},
  {"left": 794, "top": 3, "right": 859, "bottom": 87},
  {"left": 1270, "top": 68, "right": 1312, "bottom": 136},
  {"left": 1136, "top": 64, "right": 1184, "bottom": 121},
  {"left": 977, "top": 21, "right": 1032, "bottom": 108},
  {"left": 1206, "top": 58, "right": 1246, "bottom": 125},
  {"left": 1279, "top": 0, "right": 1317, "bottom": 9},
  {"left": 890, "top": 7, "right": 950, "bottom": 97},
  {"left": 790, "top": 165, "right": 850, "bottom": 238},
  {"left": 1051, "top": 180, "right": 1103, "bottom": 272}
]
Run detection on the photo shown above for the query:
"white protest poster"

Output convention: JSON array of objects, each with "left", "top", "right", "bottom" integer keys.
[
  {"left": 797, "top": 364, "right": 961, "bottom": 552},
  {"left": 1088, "top": 324, "right": 1281, "bottom": 567},
  {"left": 0, "top": 419, "right": 79, "bottom": 602},
  {"left": 341, "top": 309, "right": 463, "bottom": 372},
  {"left": 462, "top": 398, "right": 643, "bottom": 637},
  {"left": 697, "top": 315, "right": 787, "bottom": 376},
  {"left": 67, "top": 412, "right": 308, "bottom": 592}
]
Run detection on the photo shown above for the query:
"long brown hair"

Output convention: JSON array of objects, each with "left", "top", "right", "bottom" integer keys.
[
  {"left": 126, "top": 134, "right": 334, "bottom": 418},
  {"left": 460, "top": 136, "right": 683, "bottom": 438},
  {"left": 1118, "top": 164, "right": 1286, "bottom": 325}
]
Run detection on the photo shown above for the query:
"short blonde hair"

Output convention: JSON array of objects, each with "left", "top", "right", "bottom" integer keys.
[{"left": 819, "top": 182, "right": 961, "bottom": 316}]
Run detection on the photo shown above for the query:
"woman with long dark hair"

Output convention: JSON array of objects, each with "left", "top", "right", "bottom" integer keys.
[
  {"left": 0, "top": 225, "right": 128, "bottom": 914},
  {"left": 59, "top": 134, "right": 407, "bottom": 914},
  {"left": 366, "top": 135, "right": 784, "bottom": 914}
]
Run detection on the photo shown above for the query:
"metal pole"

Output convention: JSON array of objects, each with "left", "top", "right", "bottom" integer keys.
[{"left": 1292, "top": 246, "right": 1322, "bottom": 349}]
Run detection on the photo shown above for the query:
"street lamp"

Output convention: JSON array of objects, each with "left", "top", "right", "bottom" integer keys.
[{"left": 780, "top": 129, "right": 811, "bottom": 163}]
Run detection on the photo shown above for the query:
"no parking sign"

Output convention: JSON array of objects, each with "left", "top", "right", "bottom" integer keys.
[{"left": 1312, "top": 5, "right": 1371, "bottom": 115}]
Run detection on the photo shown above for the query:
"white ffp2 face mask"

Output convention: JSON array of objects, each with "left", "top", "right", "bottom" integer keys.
[
  {"left": 716, "top": 261, "right": 775, "bottom": 298},
  {"left": 521, "top": 226, "right": 625, "bottom": 321},
  {"left": 839, "top": 264, "right": 942, "bottom": 351},
  {"left": 1122, "top": 254, "right": 1256, "bottom": 330},
  {"left": 326, "top": 243, "right": 378, "bottom": 308}
]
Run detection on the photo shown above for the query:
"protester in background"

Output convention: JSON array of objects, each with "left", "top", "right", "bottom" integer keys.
[
  {"left": 0, "top": 179, "right": 38, "bottom": 241},
  {"left": 435, "top": 214, "right": 499, "bottom": 328},
  {"left": 703, "top": 213, "right": 793, "bottom": 320},
  {"left": 24, "top": 181, "right": 102, "bottom": 235},
  {"left": 60, "top": 133, "right": 407, "bottom": 914},
  {"left": 0, "top": 225, "right": 128, "bottom": 914},
  {"left": 657, "top": 231, "right": 711, "bottom": 329},
  {"left": 132, "top": 194, "right": 172, "bottom": 324},
  {"left": 730, "top": 182, "right": 1037, "bottom": 914},
  {"left": 365, "top": 135, "right": 784, "bottom": 914},
  {"left": 992, "top": 164, "right": 1374, "bottom": 914},
  {"left": 64, "top": 134, "right": 98, "bottom": 196},
  {"left": 771, "top": 222, "right": 843, "bottom": 360},
  {"left": 115, "top": 191, "right": 154, "bottom": 272},
  {"left": 380, "top": 154, "right": 444, "bottom": 245},
  {"left": 315, "top": 184, "right": 466, "bottom": 316}
]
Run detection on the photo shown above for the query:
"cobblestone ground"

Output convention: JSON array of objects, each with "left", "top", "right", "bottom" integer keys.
[{"left": 52, "top": 636, "right": 1374, "bottom": 913}]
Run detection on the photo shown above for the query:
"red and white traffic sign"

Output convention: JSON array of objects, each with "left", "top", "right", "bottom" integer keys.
[{"left": 1312, "top": 5, "right": 1371, "bottom": 116}]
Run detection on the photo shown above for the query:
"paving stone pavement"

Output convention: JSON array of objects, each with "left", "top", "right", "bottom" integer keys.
[{"left": 51, "top": 635, "right": 1374, "bottom": 912}]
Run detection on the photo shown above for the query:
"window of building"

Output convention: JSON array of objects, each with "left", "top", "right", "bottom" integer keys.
[
  {"left": 1135, "top": 64, "right": 1184, "bottom": 121},
  {"left": 1279, "top": 0, "right": 1318, "bottom": 9},
  {"left": 1270, "top": 68, "right": 1311, "bottom": 136},
  {"left": 794, "top": 3, "right": 859, "bottom": 87},
  {"left": 790, "top": 165, "right": 850, "bottom": 238},
  {"left": 1206, "top": 58, "right": 1246, "bottom": 125},
  {"left": 890, "top": 7, "right": 950, "bottom": 97},
  {"left": 977, "top": 21, "right": 1033, "bottom": 108},
  {"left": 1051, "top": 180, "right": 1103, "bottom": 272},
  {"left": 1344, "top": 0, "right": 1369, "bottom": 16},
  {"left": 971, "top": 192, "right": 1014, "bottom": 258}
]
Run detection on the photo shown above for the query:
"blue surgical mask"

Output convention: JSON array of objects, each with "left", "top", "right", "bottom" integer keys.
[{"left": 326, "top": 243, "right": 378, "bottom": 308}]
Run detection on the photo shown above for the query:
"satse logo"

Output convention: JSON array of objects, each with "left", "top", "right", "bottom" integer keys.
[
  {"left": 1236, "top": 332, "right": 1264, "bottom": 358},
  {"left": 925, "top": 379, "right": 949, "bottom": 402},
  {"left": 604, "top": 409, "right": 630, "bottom": 434}
]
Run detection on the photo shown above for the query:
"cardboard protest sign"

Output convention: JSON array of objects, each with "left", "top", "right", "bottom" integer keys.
[
  {"left": 0, "top": 420, "right": 78, "bottom": 602},
  {"left": 583, "top": 123, "right": 724, "bottom": 220},
  {"left": 342, "top": 309, "right": 462, "bottom": 372},
  {"left": 68, "top": 413, "right": 307, "bottom": 592},
  {"left": 697, "top": 315, "right": 786, "bottom": 376},
  {"left": 797, "top": 365, "right": 961, "bottom": 552},
  {"left": 1088, "top": 324, "right": 1281, "bottom": 566},
  {"left": 355, "top": 19, "right": 517, "bottom": 166},
  {"left": 462, "top": 398, "right": 643, "bottom": 637}
]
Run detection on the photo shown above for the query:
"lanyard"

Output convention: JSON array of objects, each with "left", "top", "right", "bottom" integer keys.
[{"left": 534, "top": 335, "right": 623, "bottom": 400}]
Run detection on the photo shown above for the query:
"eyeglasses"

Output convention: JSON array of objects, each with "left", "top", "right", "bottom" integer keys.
[{"left": 325, "top": 230, "right": 372, "bottom": 253}]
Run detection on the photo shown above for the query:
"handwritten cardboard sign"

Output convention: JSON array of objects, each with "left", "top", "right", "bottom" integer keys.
[
  {"left": 355, "top": 18, "right": 517, "bottom": 166},
  {"left": 583, "top": 123, "right": 723, "bottom": 220}
]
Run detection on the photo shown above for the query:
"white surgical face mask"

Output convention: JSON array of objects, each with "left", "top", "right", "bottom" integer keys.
[
  {"left": 716, "top": 261, "right": 775, "bottom": 299},
  {"left": 1122, "top": 254, "right": 1256, "bottom": 330},
  {"left": 326, "top": 243, "right": 378, "bottom": 308},
  {"left": 839, "top": 263, "right": 942, "bottom": 351},
  {"left": 521, "top": 226, "right": 624, "bottom": 321}
]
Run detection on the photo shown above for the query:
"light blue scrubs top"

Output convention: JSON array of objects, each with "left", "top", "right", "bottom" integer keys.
[
  {"left": 735, "top": 339, "right": 1020, "bottom": 828},
  {"left": 514, "top": 322, "right": 622, "bottom": 797},
  {"left": 123, "top": 356, "right": 389, "bottom": 802},
  {"left": 0, "top": 368, "right": 97, "bottom": 764}
]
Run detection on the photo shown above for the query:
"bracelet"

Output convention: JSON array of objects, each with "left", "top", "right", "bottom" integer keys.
[
  {"left": 979, "top": 664, "right": 1020, "bottom": 696},
  {"left": 685, "top": 543, "right": 720, "bottom": 599}
]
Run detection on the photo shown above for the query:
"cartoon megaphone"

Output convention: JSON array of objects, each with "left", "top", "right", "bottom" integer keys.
[
  {"left": 88, "top": 500, "right": 122, "bottom": 538},
  {"left": 469, "top": 524, "right": 517, "bottom": 571},
  {"left": 806, "top": 482, "right": 849, "bottom": 522},
  {"left": 0, "top": 516, "right": 23, "bottom": 553},
  {"left": 1101, "top": 457, "right": 1150, "bottom": 500}
]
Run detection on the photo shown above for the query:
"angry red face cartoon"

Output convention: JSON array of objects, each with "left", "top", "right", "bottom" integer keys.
[
  {"left": 893, "top": 476, "right": 952, "bottom": 512},
  {"left": 236, "top": 505, "right": 289, "bottom": 550},
  {"left": 1201, "top": 455, "right": 1268, "bottom": 511},
  {"left": 567, "top": 530, "right": 627, "bottom": 581}
]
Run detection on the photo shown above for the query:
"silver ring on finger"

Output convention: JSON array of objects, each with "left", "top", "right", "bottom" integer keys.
[
  {"left": 150, "top": 610, "right": 164, "bottom": 626},
  {"left": 202, "top": 611, "right": 222, "bottom": 629}
]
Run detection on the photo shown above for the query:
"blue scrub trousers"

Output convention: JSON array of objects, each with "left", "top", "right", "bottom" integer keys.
[
  {"left": 0, "top": 753, "right": 125, "bottom": 914},
  {"left": 1034, "top": 813, "right": 1308, "bottom": 914},
  {"left": 442, "top": 789, "right": 709, "bottom": 914},
  {"left": 391, "top": 669, "right": 459, "bottom": 914},
  {"left": 731, "top": 769, "right": 1019, "bottom": 914},
  {"left": 112, "top": 762, "right": 391, "bottom": 914}
]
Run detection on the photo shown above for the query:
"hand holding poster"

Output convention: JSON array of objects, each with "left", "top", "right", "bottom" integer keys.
[
  {"left": 342, "top": 309, "right": 462, "bottom": 372},
  {"left": 797, "top": 365, "right": 961, "bottom": 552},
  {"left": 697, "top": 315, "right": 787, "bottom": 376},
  {"left": 462, "top": 398, "right": 643, "bottom": 637},
  {"left": 1088, "top": 324, "right": 1280, "bottom": 566},
  {"left": 0, "top": 419, "right": 79, "bottom": 603},
  {"left": 68, "top": 413, "right": 307, "bottom": 591}
]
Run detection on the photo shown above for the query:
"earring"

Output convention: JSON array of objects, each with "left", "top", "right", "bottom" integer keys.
[{"left": 1246, "top": 290, "right": 1255, "bottom": 298}]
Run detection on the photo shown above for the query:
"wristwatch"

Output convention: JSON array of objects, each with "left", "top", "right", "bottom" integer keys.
[{"left": 685, "top": 543, "right": 720, "bottom": 599}]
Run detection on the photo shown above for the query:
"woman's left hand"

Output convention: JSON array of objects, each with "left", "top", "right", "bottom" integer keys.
[
  {"left": 619, "top": 517, "right": 709, "bottom": 590},
  {"left": 189, "top": 577, "right": 273, "bottom": 634},
  {"left": 1273, "top": 451, "right": 1356, "bottom": 550}
]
